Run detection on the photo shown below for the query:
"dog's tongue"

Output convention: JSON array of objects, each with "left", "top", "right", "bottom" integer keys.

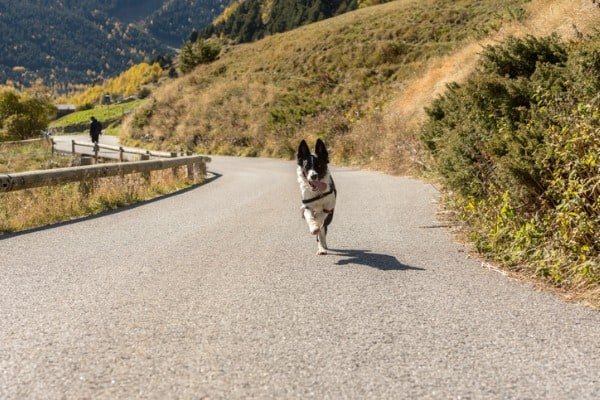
[{"left": 311, "top": 181, "right": 328, "bottom": 191}]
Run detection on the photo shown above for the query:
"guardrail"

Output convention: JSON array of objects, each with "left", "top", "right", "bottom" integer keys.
[
  {"left": 0, "top": 155, "right": 210, "bottom": 193},
  {"left": 60, "top": 139, "right": 177, "bottom": 161},
  {"left": 0, "top": 137, "right": 49, "bottom": 146}
]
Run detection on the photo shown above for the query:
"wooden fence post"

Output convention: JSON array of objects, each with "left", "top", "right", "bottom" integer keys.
[
  {"left": 71, "top": 139, "right": 76, "bottom": 154},
  {"left": 51, "top": 138, "right": 55, "bottom": 156},
  {"left": 187, "top": 162, "right": 195, "bottom": 182},
  {"left": 199, "top": 160, "right": 207, "bottom": 178},
  {"left": 170, "top": 152, "right": 178, "bottom": 177},
  {"left": 93, "top": 144, "right": 99, "bottom": 163},
  {"left": 141, "top": 154, "right": 151, "bottom": 183},
  {"left": 79, "top": 156, "right": 94, "bottom": 195},
  {"left": 119, "top": 147, "right": 124, "bottom": 162}
]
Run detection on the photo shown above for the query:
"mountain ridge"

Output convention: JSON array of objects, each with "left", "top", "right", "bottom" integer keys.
[
  {"left": 0, "top": 0, "right": 226, "bottom": 88},
  {"left": 201, "top": 0, "right": 392, "bottom": 43}
]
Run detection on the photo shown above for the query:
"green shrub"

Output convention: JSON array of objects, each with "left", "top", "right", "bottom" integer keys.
[
  {"left": 422, "top": 34, "right": 600, "bottom": 293},
  {"left": 179, "top": 39, "right": 222, "bottom": 74}
]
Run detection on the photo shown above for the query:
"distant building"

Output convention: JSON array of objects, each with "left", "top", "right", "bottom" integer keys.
[{"left": 56, "top": 104, "right": 76, "bottom": 117}]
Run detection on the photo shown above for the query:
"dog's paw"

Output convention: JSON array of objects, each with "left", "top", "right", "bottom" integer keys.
[
  {"left": 310, "top": 227, "right": 320, "bottom": 235},
  {"left": 317, "top": 249, "right": 328, "bottom": 255}
]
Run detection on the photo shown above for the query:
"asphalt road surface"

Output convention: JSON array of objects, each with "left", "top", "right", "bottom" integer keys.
[{"left": 1, "top": 156, "right": 599, "bottom": 399}]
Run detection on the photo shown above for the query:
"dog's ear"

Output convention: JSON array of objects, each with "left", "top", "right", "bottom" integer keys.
[
  {"left": 297, "top": 140, "right": 310, "bottom": 165},
  {"left": 315, "top": 138, "right": 329, "bottom": 164}
]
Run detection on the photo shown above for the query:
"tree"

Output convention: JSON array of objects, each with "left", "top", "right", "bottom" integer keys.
[{"left": 0, "top": 89, "right": 56, "bottom": 141}]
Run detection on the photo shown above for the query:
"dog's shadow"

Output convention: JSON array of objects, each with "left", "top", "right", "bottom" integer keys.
[{"left": 329, "top": 249, "right": 425, "bottom": 272}]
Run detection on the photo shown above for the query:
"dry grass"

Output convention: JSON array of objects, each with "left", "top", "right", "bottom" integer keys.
[
  {"left": 0, "top": 141, "right": 74, "bottom": 173},
  {"left": 383, "top": 0, "right": 600, "bottom": 173},
  {"left": 0, "top": 169, "right": 196, "bottom": 234},
  {"left": 122, "top": 0, "right": 531, "bottom": 172},
  {"left": 0, "top": 141, "right": 199, "bottom": 234}
]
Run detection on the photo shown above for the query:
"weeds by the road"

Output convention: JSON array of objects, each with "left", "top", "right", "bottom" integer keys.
[
  {"left": 0, "top": 141, "right": 198, "bottom": 234},
  {"left": 0, "top": 140, "right": 75, "bottom": 173},
  {"left": 0, "top": 169, "right": 196, "bottom": 234}
]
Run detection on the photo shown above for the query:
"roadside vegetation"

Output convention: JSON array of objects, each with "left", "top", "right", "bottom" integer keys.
[
  {"left": 0, "top": 140, "right": 73, "bottom": 173},
  {"left": 1, "top": 116, "right": 198, "bottom": 235},
  {"left": 0, "top": 87, "right": 55, "bottom": 141},
  {"left": 0, "top": 170, "right": 196, "bottom": 234},
  {"left": 122, "top": 0, "right": 530, "bottom": 168},
  {"left": 422, "top": 33, "right": 600, "bottom": 305}
]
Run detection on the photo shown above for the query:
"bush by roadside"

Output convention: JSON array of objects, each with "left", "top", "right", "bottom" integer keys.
[{"left": 422, "top": 33, "right": 599, "bottom": 305}]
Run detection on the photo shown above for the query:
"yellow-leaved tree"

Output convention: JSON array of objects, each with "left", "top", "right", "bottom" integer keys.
[
  {"left": 0, "top": 88, "right": 56, "bottom": 141},
  {"left": 66, "top": 63, "right": 163, "bottom": 106}
]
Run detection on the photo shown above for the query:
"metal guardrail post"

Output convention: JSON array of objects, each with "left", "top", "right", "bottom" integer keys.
[
  {"left": 71, "top": 140, "right": 76, "bottom": 154},
  {"left": 93, "top": 144, "right": 99, "bottom": 163},
  {"left": 119, "top": 147, "right": 124, "bottom": 162}
]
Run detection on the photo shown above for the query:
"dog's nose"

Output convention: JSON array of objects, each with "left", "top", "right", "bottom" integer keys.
[{"left": 309, "top": 172, "right": 318, "bottom": 180}]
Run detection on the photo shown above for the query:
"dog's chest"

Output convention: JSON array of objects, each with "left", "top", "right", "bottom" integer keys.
[{"left": 299, "top": 182, "right": 336, "bottom": 211}]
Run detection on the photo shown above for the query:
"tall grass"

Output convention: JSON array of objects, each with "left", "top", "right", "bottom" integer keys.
[
  {"left": 0, "top": 170, "right": 196, "bottom": 234},
  {"left": 0, "top": 140, "right": 74, "bottom": 173},
  {"left": 0, "top": 141, "right": 198, "bottom": 234}
]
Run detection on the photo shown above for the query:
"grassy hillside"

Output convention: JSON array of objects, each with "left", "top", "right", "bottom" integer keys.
[
  {"left": 50, "top": 100, "right": 146, "bottom": 135},
  {"left": 122, "top": 0, "right": 530, "bottom": 169}
]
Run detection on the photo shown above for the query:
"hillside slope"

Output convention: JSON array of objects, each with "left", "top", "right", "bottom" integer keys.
[
  {"left": 387, "top": 0, "right": 600, "bottom": 130},
  {"left": 122, "top": 0, "right": 531, "bottom": 166},
  {"left": 375, "top": 0, "right": 600, "bottom": 171}
]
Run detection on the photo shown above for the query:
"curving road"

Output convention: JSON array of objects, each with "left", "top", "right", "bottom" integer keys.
[{"left": 1, "top": 156, "right": 599, "bottom": 399}]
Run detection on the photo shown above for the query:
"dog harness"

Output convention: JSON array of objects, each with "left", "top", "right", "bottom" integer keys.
[{"left": 302, "top": 179, "right": 336, "bottom": 213}]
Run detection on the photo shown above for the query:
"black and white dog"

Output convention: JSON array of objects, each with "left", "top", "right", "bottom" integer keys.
[{"left": 297, "top": 139, "right": 337, "bottom": 255}]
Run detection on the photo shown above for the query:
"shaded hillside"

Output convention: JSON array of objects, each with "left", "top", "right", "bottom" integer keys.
[
  {"left": 200, "top": 0, "right": 391, "bottom": 43},
  {"left": 122, "top": 0, "right": 530, "bottom": 167},
  {"left": 0, "top": 0, "right": 225, "bottom": 88},
  {"left": 143, "top": 0, "right": 229, "bottom": 46}
]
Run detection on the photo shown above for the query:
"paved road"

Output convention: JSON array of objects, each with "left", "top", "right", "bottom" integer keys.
[{"left": 1, "top": 156, "right": 599, "bottom": 399}]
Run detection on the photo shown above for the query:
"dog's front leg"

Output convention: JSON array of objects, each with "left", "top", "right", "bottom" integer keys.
[
  {"left": 303, "top": 207, "right": 320, "bottom": 235},
  {"left": 317, "top": 230, "right": 328, "bottom": 255}
]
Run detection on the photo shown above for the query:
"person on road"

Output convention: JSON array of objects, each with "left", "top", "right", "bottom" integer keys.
[{"left": 89, "top": 116, "right": 102, "bottom": 144}]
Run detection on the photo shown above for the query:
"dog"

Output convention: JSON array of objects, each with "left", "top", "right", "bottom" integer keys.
[{"left": 297, "top": 139, "right": 337, "bottom": 255}]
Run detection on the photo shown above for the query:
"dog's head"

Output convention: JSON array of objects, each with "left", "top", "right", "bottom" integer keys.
[{"left": 297, "top": 139, "right": 329, "bottom": 189}]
